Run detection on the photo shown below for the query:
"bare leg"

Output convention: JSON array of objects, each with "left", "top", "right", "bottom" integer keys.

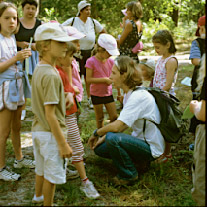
[
  {"left": 105, "top": 102, "right": 118, "bottom": 122},
  {"left": 11, "top": 106, "right": 23, "bottom": 161},
  {"left": 84, "top": 76, "right": 90, "bottom": 99},
  {"left": 164, "top": 142, "right": 171, "bottom": 156},
  {"left": 93, "top": 104, "right": 104, "bottom": 128},
  {"left": 73, "top": 161, "right": 86, "bottom": 179},
  {"left": 43, "top": 178, "right": 56, "bottom": 206},
  {"left": 35, "top": 174, "right": 44, "bottom": 197},
  {"left": 0, "top": 108, "right": 12, "bottom": 169}
]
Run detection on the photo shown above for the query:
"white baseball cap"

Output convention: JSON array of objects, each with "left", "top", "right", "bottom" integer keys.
[
  {"left": 98, "top": 34, "right": 120, "bottom": 56},
  {"left": 76, "top": 1, "right": 91, "bottom": 16},
  {"left": 34, "top": 23, "right": 77, "bottom": 42},
  {"left": 63, "top": 26, "right": 86, "bottom": 40}
]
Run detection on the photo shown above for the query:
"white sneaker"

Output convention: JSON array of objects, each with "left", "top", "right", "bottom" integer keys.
[
  {"left": 67, "top": 168, "right": 79, "bottom": 180},
  {"left": 80, "top": 180, "right": 100, "bottom": 199},
  {"left": 21, "top": 110, "right": 26, "bottom": 120},
  {"left": 0, "top": 166, "right": 21, "bottom": 181},
  {"left": 14, "top": 157, "right": 35, "bottom": 169},
  {"left": 87, "top": 98, "right": 93, "bottom": 109},
  {"left": 32, "top": 195, "right": 44, "bottom": 203}
]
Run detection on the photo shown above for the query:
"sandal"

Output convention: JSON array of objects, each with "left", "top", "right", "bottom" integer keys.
[{"left": 155, "top": 154, "right": 168, "bottom": 163}]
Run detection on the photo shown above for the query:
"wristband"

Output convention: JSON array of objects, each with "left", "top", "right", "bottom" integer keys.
[{"left": 93, "top": 129, "right": 100, "bottom": 137}]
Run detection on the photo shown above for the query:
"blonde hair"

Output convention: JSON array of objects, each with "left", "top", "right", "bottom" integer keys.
[
  {"left": 36, "top": 40, "right": 51, "bottom": 58},
  {"left": 115, "top": 56, "right": 142, "bottom": 89},
  {"left": 66, "top": 42, "right": 77, "bottom": 56},
  {"left": 127, "top": 1, "right": 143, "bottom": 20},
  {"left": 195, "top": 54, "right": 206, "bottom": 93},
  {"left": 0, "top": 2, "right": 19, "bottom": 33}
]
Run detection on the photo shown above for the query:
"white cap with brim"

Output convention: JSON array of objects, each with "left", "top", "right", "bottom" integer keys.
[
  {"left": 98, "top": 33, "right": 120, "bottom": 56},
  {"left": 76, "top": 1, "right": 91, "bottom": 16},
  {"left": 34, "top": 23, "right": 77, "bottom": 42},
  {"left": 140, "top": 59, "right": 155, "bottom": 71}
]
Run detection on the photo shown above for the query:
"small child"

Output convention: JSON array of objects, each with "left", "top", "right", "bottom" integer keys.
[
  {"left": 31, "top": 23, "right": 73, "bottom": 206},
  {"left": 56, "top": 41, "right": 100, "bottom": 199},
  {"left": 64, "top": 26, "right": 86, "bottom": 120},
  {"left": 189, "top": 15, "right": 205, "bottom": 134},
  {"left": 0, "top": 2, "right": 34, "bottom": 182},
  {"left": 86, "top": 34, "right": 119, "bottom": 128},
  {"left": 139, "top": 58, "right": 155, "bottom": 87},
  {"left": 152, "top": 30, "right": 178, "bottom": 163}
]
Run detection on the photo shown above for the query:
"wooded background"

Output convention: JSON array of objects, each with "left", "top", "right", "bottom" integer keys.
[{"left": 7, "top": 0, "right": 206, "bottom": 43}]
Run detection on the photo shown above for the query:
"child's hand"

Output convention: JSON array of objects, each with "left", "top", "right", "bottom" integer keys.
[
  {"left": 189, "top": 100, "right": 201, "bottom": 114},
  {"left": 65, "top": 92, "right": 74, "bottom": 110},
  {"left": 16, "top": 48, "right": 31, "bottom": 61},
  {"left": 59, "top": 142, "right": 73, "bottom": 158},
  {"left": 73, "top": 86, "right": 80, "bottom": 95},
  {"left": 104, "top": 78, "right": 113, "bottom": 85}
]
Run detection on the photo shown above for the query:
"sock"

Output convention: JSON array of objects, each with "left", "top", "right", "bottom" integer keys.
[{"left": 81, "top": 177, "right": 89, "bottom": 185}]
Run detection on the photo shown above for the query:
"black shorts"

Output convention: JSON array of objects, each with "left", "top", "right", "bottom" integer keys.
[{"left": 91, "top": 95, "right": 114, "bottom": 105}]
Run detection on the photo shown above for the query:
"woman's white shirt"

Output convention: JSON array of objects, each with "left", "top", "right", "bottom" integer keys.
[
  {"left": 118, "top": 89, "right": 165, "bottom": 158},
  {"left": 62, "top": 17, "right": 103, "bottom": 50}
]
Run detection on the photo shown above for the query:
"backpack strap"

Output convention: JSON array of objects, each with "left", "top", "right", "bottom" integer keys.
[
  {"left": 91, "top": 17, "right": 96, "bottom": 31},
  {"left": 71, "top": 17, "right": 75, "bottom": 26}
]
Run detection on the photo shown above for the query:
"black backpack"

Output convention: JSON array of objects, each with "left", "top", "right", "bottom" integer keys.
[{"left": 133, "top": 86, "right": 187, "bottom": 143}]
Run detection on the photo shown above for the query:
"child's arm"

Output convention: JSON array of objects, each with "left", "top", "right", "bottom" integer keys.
[
  {"left": 191, "top": 58, "right": 200, "bottom": 66},
  {"left": 86, "top": 68, "right": 112, "bottom": 85},
  {"left": 45, "top": 104, "right": 73, "bottom": 158},
  {"left": 162, "top": 58, "right": 178, "bottom": 92},
  {"left": 117, "top": 21, "right": 133, "bottom": 48},
  {"left": 0, "top": 48, "right": 31, "bottom": 73}
]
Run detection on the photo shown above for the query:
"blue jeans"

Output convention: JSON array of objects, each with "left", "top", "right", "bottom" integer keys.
[{"left": 94, "top": 132, "right": 154, "bottom": 180}]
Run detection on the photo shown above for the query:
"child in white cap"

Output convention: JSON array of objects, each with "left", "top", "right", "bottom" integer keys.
[
  {"left": 139, "top": 58, "right": 155, "bottom": 87},
  {"left": 31, "top": 23, "right": 75, "bottom": 206},
  {"left": 86, "top": 34, "right": 119, "bottom": 128}
]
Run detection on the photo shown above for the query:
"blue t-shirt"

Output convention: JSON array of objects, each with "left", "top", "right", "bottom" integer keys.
[{"left": 189, "top": 39, "right": 202, "bottom": 59}]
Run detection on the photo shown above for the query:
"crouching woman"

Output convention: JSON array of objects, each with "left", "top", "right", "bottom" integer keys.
[{"left": 88, "top": 56, "right": 165, "bottom": 186}]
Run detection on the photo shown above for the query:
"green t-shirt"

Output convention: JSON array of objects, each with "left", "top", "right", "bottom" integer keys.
[{"left": 31, "top": 64, "right": 67, "bottom": 132}]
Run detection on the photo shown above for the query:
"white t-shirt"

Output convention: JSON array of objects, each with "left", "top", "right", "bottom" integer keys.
[
  {"left": 118, "top": 89, "right": 165, "bottom": 158},
  {"left": 62, "top": 17, "right": 103, "bottom": 50},
  {"left": 0, "top": 34, "right": 18, "bottom": 72}
]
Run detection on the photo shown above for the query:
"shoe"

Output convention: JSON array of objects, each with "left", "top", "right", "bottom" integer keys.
[
  {"left": 0, "top": 166, "right": 21, "bottom": 181},
  {"left": 32, "top": 195, "right": 44, "bottom": 203},
  {"left": 110, "top": 176, "right": 138, "bottom": 187},
  {"left": 21, "top": 110, "right": 26, "bottom": 120},
  {"left": 154, "top": 153, "right": 172, "bottom": 164},
  {"left": 80, "top": 180, "right": 100, "bottom": 199},
  {"left": 67, "top": 168, "right": 79, "bottom": 180},
  {"left": 87, "top": 98, "right": 93, "bottom": 109},
  {"left": 189, "top": 144, "right": 194, "bottom": 151},
  {"left": 14, "top": 157, "right": 35, "bottom": 169}
]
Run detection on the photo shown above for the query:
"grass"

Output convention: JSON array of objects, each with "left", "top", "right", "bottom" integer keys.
[{"left": 0, "top": 63, "right": 197, "bottom": 206}]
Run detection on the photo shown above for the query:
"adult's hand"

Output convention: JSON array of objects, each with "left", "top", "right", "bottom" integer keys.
[
  {"left": 93, "top": 135, "right": 106, "bottom": 149},
  {"left": 88, "top": 135, "right": 98, "bottom": 150}
]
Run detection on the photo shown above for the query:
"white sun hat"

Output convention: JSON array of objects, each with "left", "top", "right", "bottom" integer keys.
[
  {"left": 63, "top": 26, "right": 86, "bottom": 40},
  {"left": 98, "top": 33, "right": 120, "bottom": 56},
  {"left": 76, "top": 1, "right": 91, "bottom": 16},
  {"left": 34, "top": 23, "right": 77, "bottom": 42}
]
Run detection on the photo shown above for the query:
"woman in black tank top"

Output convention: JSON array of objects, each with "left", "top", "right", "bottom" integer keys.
[
  {"left": 15, "top": 0, "right": 42, "bottom": 75},
  {"left": 15, "top": 0, "right": 42, "bottom": 120}
]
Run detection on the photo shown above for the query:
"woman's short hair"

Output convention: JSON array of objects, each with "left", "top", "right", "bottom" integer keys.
[
  {"left": 21, "top": 0, "right": 38, "bottom": 8},
  {"left": 127, "top": 1, "right": 143, "bottom": 20},
  {"left": 152, "top": 30, "right": 177, "bottom": 54},
  {"left": 115, "top": 56, "right": 143, "bottom": 89}
]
